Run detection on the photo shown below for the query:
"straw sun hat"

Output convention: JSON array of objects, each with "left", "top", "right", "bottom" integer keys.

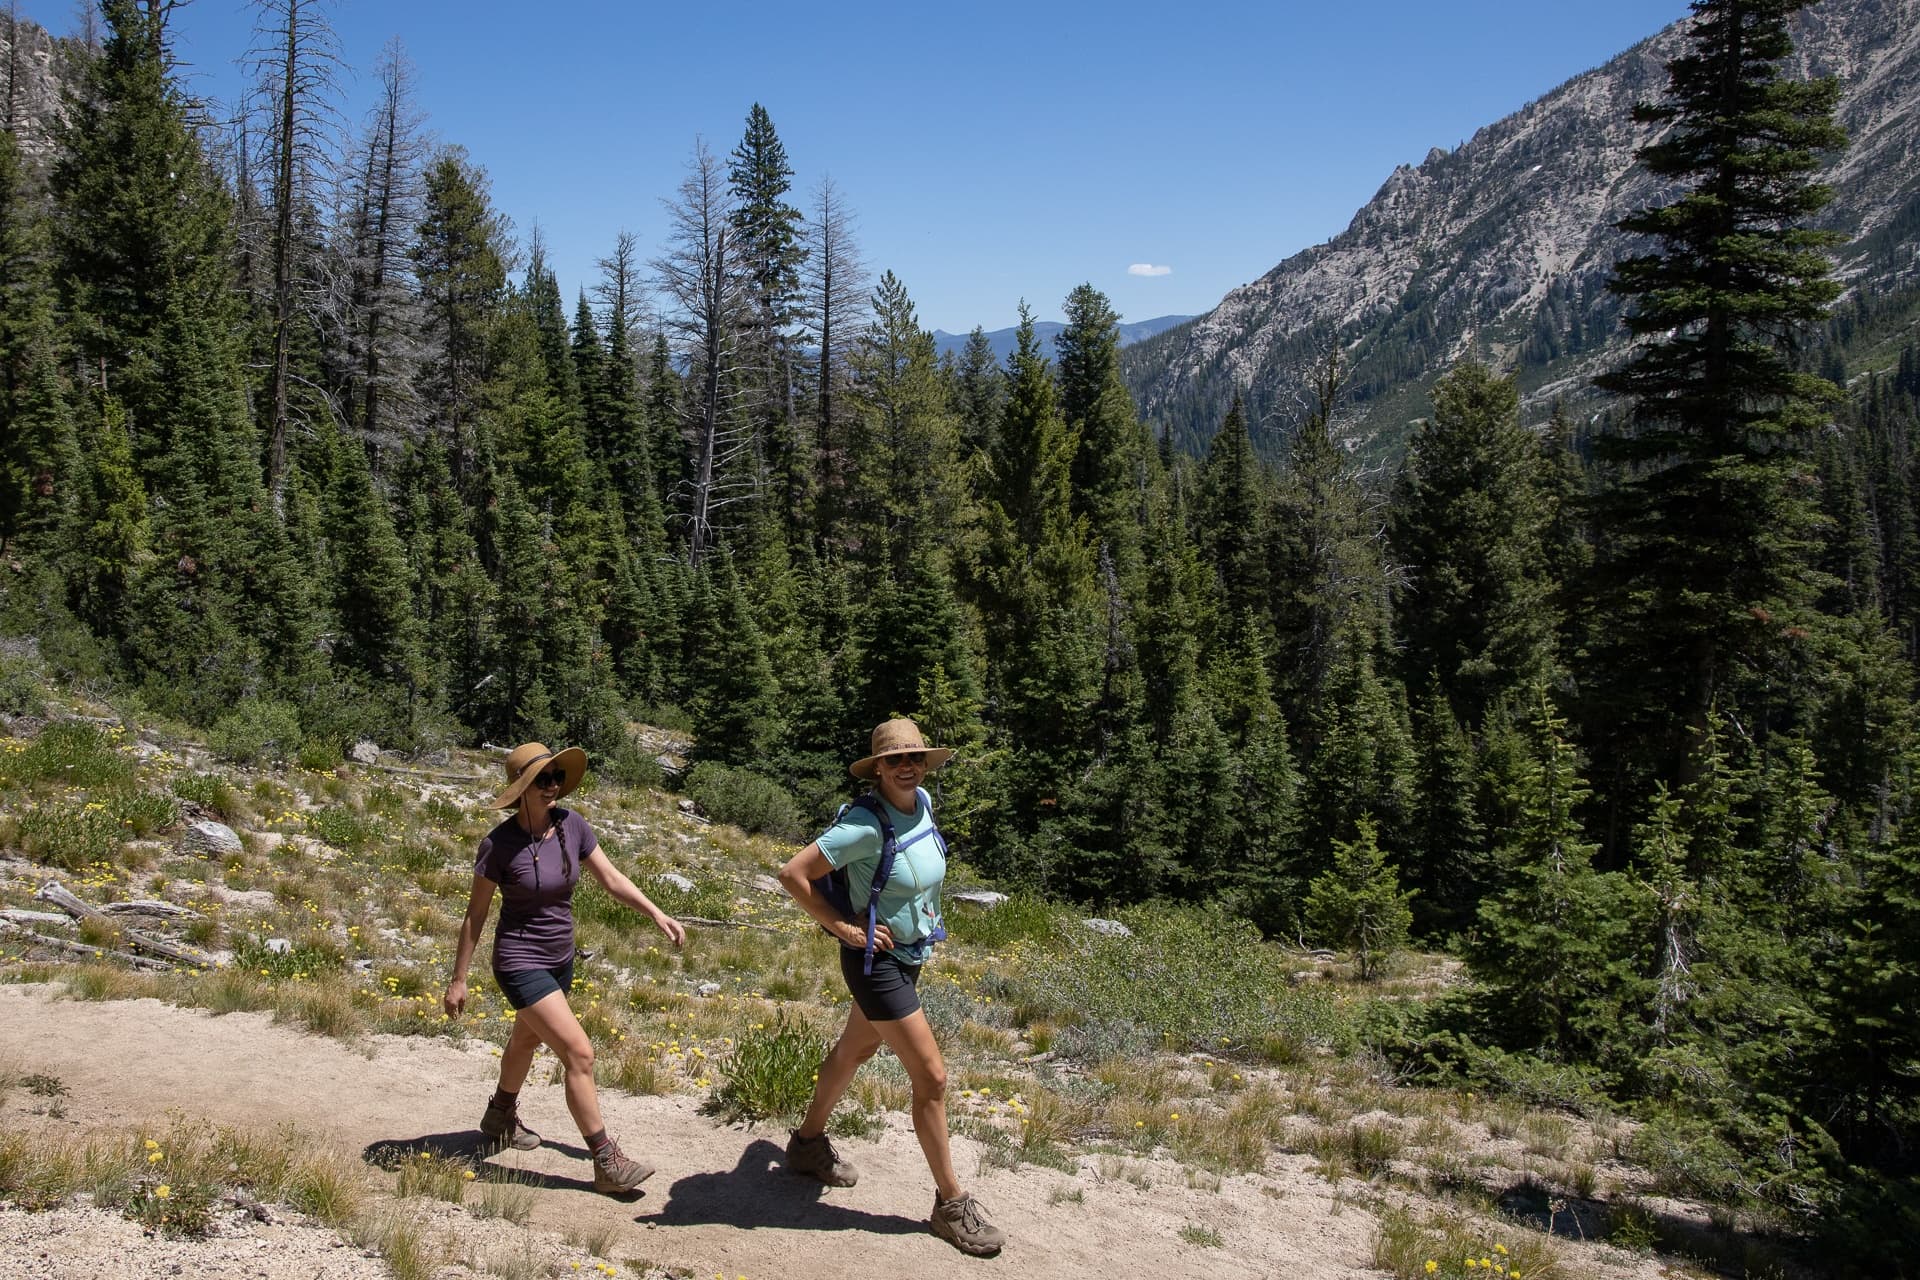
[
  {"left": 487, "top": 742, "right": 588, "bottom": 810},
  {"left": 849, "top": 718, "right": 955, "bottom": 780}
]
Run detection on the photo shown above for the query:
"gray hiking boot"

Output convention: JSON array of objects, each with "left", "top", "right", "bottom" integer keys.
[
  {"left": 479, "top": 1099, "right": 541, "bottom": 1152},
  {"left": 590, "top": 1137, "right": 654, "bottom": 1194},
  {"left": 785, "top": 1129, "right": 858, "bottom": 1187},
  {"left": 931, "top": 1191, "right": 1005, "bottom": 1256}
]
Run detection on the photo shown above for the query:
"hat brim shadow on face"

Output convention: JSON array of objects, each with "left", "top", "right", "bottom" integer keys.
[
  {"left": 486, "top": 746, "right": 589, "bottom": 809},
  {"left": 849, "top": 748, "right": 955, "bottom": 780}
]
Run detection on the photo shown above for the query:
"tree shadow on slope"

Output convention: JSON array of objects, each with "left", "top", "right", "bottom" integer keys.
[{"left": 634, "top": 1138, "right": 923, "bottom": 1235}]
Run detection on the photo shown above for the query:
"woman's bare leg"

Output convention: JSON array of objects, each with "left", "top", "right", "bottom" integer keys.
[
  {"left": 506, "top": 990, "right": 604, "bottom": 1137},
  {"left": 796, "top": 1007, "right": 883, "bottom": 1138},
  {"left": 868, "top": 1009, "right": 960, "bottom": 1200}
]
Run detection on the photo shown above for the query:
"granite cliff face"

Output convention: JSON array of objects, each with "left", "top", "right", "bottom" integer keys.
[{"left": 1124, "top": 0, "right": 1920, "bottom": 458}]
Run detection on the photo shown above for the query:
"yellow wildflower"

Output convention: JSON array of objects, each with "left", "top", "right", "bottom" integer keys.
[{"left": 155, "top": 1185, "right": 171, "bottom": 1199}]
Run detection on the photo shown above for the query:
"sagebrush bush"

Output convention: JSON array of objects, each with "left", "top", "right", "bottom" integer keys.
[{"left": 684, "top": 762, "right": 803, "bottom": 839}]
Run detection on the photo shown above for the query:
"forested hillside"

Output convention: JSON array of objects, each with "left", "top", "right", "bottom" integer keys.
[{"left": 0, "top": 0, "right": 1917, "bottom": 1267}]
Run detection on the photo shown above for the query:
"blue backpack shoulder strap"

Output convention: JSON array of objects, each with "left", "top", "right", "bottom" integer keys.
[{"left": 844, "top": 793, "right": 897, "bottom": 974}]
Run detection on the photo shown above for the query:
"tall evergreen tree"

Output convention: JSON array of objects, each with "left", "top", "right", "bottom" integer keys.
[
  {"left": 1390, "top": 362, "right": 1558, "bottom": 729},
  {"left": 1584, "top": 0, "right": 1848, "bottom": 817},
  {"left": 414, "top": 146, "right": 507, "bottom": 487}
]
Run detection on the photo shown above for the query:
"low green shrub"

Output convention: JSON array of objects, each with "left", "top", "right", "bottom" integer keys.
[
  {"left": 12, "top": 804, "right": 120, "bottom": 869},
  {"left": 170, "top": 773, "right": 238, "bottom": 819},
  {"left": 0, "top": 652, "right": 46, "bottom": 718},
  {"left": 946, "top": 893, "right": 1067, "bottom": 949},
  {"left": 232, "top": 933, "right": 346, "bottom": 981},
  {"left": 304, "top": 806, "right": 377, "bottom": 853},
  {"left": 1009, "top": 903, "right": 1351, "bottom": 1055},
  {"left": 684, "top": 762, "right": 803, "bottom": 839},
  {"left": 103, "top": 786, "right": 177, "bottom": 837},
  {"left": 209, "top": 699, "right": 302, "bottom": 767},
  {"left": 5, "top": 720, "right": 134, "bottom": 787},
  {"left": 705, "top": 1015, "right": 828, "bottom": 1123}
]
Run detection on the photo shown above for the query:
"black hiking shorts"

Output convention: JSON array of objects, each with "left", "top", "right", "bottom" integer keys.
[{"left": 840, "top": 946, "right": 923, "bottom": 1022}]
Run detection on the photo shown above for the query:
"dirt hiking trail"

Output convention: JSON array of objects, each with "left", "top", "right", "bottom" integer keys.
[{"left": 0, "top": 984, "right": 1427, "bottom": 1280}]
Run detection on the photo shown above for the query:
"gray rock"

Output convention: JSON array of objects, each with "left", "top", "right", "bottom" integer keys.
[
  {"left": 265, "top": 938, "right": 293, "bottom": 955},
  {"left": 950, "top": 889, "right": 1009, "bottom": 909},
  {"left": 677, "top": 798, "right": 698, "bottom": 815},
  {"left": 750, "top": 874, "right": 782, "bottom": 895},
  {"left": 348, "top": 740, "right": 380, "bottom": 764},
  {"left": 214, "top": 887, "right": 279, "bottom": 913},
  {"left": 658, "top": 872, "right": 696, "bottom": 893},
  {"left": 180, "top": 819, "right": 243, "bottom": 858},
  {"left": 696, "top": 982, "right": 722, "bottom": 997},
  {"left": 1082, "top": 917, "right": 1132, "bottom": 938}
]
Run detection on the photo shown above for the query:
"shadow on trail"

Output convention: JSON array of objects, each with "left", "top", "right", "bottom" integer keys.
[
  {"left": 636, "top": 1138, "right": 922, "bottom": 1235},
  {"left": 361, "top": 1130, "right": 644, "bottom": 1199}
]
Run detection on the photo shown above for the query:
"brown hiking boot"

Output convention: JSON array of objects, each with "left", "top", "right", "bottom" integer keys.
[
  {"left": 931, "top": 1192, "right": 1005, "bottom": 1256},
  {"left": 785, "top": 1129, "right": 858, "bottom": 1187},
  {"left": 479, "top": 1100, "right": 541, "bottom": 1152},
  {"left": 590, "top": 1138, "right": 654, "bottom": 1194}
]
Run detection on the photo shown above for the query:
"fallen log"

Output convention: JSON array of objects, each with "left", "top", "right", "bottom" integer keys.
[
  {"left": 35, "top": 880, "right": 221, "bottom": 967},
  {"left": 97, "top": 900, "right": 203, "bottom": 920},
  {"left": 679, "top": 915, "right": 785, "bottom": 934},
  {"left": 0, "top": 909, "right": 75, "bottom": 930},
  {"left": 34, "top": 880, "right": 101, "bottom": 920},
  {"left": 0, "top": 917, "right": 169, "bottom": 971}
]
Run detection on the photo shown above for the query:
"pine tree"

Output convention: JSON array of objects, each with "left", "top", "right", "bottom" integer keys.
[
  {"left": 1584, "top": 0, "right": 1848, "bottom": 816},
  {"left": 951, "top": 326, "right": 1004, "bottom": 455},
  {"left": 1467, "top": 687, "right": 1643, "bottom": 1062},
  {"left": 1407, "top": 674, "right": 1486, "bottom": 934},
  {"left": 51, "top": 0, "right": 238, "bottom": 469},
  {"left": 1306, "top": 817, "right": 1415, "bottom": 980},
  {"left": 1196, "top": 393, "right": 1269, "bottom": 627},
  {"left": 414, "top": 146, "right": 507, "bottom": 487},
  {"left": 1390, "top": 361, "right": 1557, "bottom": 729},
  {"left": 1056, "top": 283, "right": 1147, "bottom": 577}
]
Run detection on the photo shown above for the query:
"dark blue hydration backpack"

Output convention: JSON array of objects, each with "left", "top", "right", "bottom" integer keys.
[{"left": 813, "top": 787, "right": 949, "bottom": 974}]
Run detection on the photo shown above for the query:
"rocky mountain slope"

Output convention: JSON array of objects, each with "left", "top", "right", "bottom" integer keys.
[{"left": 1123, "top": 0, "right": 1920, "bottom": 459}]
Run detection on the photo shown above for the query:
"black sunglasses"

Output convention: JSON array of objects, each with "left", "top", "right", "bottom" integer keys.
[
  {"left": 531, "top": 769, "right": 567, "bottom": 788},
  {"left": 885, "top": 752, "right": 928, "bottom": 767}
]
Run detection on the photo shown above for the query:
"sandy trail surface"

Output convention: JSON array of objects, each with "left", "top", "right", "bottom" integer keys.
[{"left": 0, "top": 984, "right": 1404, "bottom": 1279}]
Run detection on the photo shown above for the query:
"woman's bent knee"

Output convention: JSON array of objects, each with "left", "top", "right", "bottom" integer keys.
[{"left": 915, "top": 1064, "right": 948, "bottom": 1103}]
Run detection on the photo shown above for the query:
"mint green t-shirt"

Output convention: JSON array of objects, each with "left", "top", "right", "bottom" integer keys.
[{"left": 815, "top": 789, "right": 946, "bottom": 965}]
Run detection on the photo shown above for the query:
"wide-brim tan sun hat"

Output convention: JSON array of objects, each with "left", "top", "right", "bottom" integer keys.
[
  {"left": 487, "top": 742, "right": 588, "bottom": 809},
  {"left": 850, "top": 718, "right": 955, "bottom": 780}
]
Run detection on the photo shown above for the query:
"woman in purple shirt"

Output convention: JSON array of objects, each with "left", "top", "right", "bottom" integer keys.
[{"left": 443, "top": 741, "right": 686, "bottom": 1194}]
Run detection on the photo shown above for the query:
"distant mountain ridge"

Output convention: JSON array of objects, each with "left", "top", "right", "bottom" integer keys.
[
  {"left": 1122, "top": 0, "right": 1920, "bottom": 459},
  {"left": 932, "top": 314, "right": 1195, "bottom": 366}
]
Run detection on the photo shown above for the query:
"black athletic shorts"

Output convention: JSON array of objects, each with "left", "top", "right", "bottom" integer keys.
[
  {"left": 840, "top": 945, "right": 923, "bottom": 1022},
  {"left": 493, "top": 955, "right": 575, "bottom": 1011}
]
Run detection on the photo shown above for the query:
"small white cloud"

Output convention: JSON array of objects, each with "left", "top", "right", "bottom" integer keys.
[{"left": 1127, "top": 263, "right": 1173, "bottom": 277}]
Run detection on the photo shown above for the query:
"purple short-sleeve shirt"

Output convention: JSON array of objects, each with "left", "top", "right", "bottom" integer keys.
[{"left": 476, "top": 808, "right": 596, "bottom": 973}]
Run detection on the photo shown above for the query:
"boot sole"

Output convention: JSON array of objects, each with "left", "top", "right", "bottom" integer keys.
[
  {"left": 933, "top": 1226, "right": 1004, "bottom": 1257},
  {"left": 593, "top": 1166, "right": 655, "bottom": 1194}
]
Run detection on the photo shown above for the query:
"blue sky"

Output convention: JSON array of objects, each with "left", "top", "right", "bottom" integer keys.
[{"left": 19, "top": 0, "right": 1693, "bottom": 335}]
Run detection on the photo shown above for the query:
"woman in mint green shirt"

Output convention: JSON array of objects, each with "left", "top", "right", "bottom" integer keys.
[{"left": 776, "top": 719, "right": 1005, "bottom": 1257}]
